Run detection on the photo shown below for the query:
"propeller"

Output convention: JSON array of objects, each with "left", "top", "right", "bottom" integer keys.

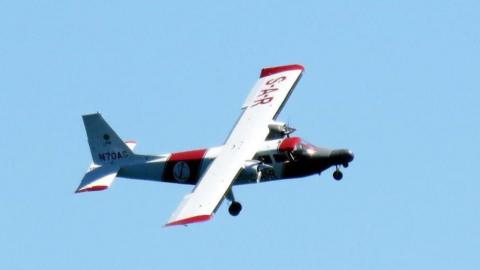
[
  {"left": 256, "top": 162, "right": 275, "bottom": 183},
  {"left": 285, "top": 119, "right": 296, "bottom": 138},
  {"left": 243, "top": 160, "right": 275, "bottom": 183},
  {"left": 284, "top": 125, "right": 296, "bottom": 138},
  {"left": 256, "top": 168, "right": 262, "bottom": 183}
]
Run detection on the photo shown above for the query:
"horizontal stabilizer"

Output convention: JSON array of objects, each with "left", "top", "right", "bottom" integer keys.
[
  {"left": 125, "top": 141, "right": 137, "bottom": 151},
  {"left": 75, "top": 165, "right": 120, "bottom": 193}
]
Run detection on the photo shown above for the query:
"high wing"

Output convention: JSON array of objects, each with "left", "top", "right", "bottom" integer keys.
[{"left": 165, "top": 64, "right": 304, "bottom": 226}]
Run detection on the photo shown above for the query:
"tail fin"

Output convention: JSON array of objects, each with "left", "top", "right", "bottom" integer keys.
[
  {"left": 83, "top": 113, "right": 134, "bottom": 165},
  {"left": 76, "top": 113, "right": 136, "bottom": 193}
]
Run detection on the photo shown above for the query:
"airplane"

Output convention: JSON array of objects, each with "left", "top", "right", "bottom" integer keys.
[{"left": 75, "top": 64, "right": 354, "bottom": 226}]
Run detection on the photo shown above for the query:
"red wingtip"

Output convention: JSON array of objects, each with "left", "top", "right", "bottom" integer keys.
[
  {"left": 260, "top": 64, "right": 304, "bottom": 78},
  {"left": 164, "top": 215, "right": 213, "bottom": 227},
  {"left": 75, "top": 185, "right": 109, "bottom": 193}
]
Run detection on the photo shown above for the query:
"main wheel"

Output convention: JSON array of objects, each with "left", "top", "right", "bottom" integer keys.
[
  {"left": 333, "top": 170, "right": 343, "bottom": 181},
  {"left": 228, "top": 201, "right": 242, "bottom": 216}
]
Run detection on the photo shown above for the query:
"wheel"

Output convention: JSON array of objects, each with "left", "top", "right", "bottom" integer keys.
[
  {"left": 228, "top": 202, "right": 242, "bottom": 216},
  {"left": 343, "top": 163, "right": 349, "bottom": 168},
  {"left": 333, "top": 170, "right": 343, "bottom": 181},
  {"left": 228, "top": 201, "right": 242, "bottom": 216}
]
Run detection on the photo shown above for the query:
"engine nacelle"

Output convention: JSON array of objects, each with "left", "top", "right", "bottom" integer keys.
[
  {"left": 268, "top": 121, "right": 287, "bottom": 133},
  {"left": 267, "top": 121, "right": 296, "bottom": 139}
]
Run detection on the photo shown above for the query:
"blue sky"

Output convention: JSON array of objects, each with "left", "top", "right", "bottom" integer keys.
[{"left": 1, "top": 1, "right": 479, "bottom": 269}]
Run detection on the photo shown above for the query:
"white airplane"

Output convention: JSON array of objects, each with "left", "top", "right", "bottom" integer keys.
[{"left": 76, "top": 64, "right": 354, "bottom": 226}]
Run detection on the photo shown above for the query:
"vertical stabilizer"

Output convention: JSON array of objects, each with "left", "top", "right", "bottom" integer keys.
[{"left": 83, "top": 113, "right": 134, "bottom": 165}]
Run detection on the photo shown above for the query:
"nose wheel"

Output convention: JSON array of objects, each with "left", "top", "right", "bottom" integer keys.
[
  {"left": 228, "top": 201, "right": 242, "bottom": 216},
  {"left": 333, "top": 166, "right": 343, "bottom": 181}
]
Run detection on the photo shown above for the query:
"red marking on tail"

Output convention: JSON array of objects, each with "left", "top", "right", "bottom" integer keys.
[{"left": 75, "top": 185, "right": 108, "bottom": 193}]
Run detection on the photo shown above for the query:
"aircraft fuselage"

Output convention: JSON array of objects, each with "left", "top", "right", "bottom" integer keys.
[{"left": 117, "top": 136, "right": 354, "bottom": 185}]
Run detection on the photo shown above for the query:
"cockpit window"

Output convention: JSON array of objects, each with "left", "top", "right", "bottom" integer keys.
[
  {"left": 258, "top": 155, "right": 273, "bottom": 164},
  {"left": 300, "top": 140, "right": 319, "bottom": 150},
  {"left": 273, "top": 153, "right": 288, "bottom": 163},
  {"left": 292, "top": 140, "right": 319, "bottom": 157},
  {"left": 279, "top": 137, "right": 320, "bottom": 159}
]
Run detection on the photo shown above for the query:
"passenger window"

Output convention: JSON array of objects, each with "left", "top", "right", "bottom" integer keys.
[
  {"left": 259, "top": 155, "right": 273, "bottom": 164},
  {"left": 273, "top": 153, "right": 288, "bottom": 163}
]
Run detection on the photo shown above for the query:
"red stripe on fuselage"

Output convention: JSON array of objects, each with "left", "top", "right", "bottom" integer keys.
[{"left": 169, "top": 149, "right": 207, "bottom": 161}]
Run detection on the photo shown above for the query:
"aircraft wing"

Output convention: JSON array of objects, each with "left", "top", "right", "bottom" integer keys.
[{"left": 165, "top": 64, "right": 304, "bottom": 226}]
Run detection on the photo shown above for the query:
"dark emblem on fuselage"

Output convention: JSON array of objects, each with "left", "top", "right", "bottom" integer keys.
[{"left": 173, "top": 161, "right": 190, "bottom": 182}]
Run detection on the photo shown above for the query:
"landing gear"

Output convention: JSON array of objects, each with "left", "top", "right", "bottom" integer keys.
[
  {"left": 228, "top": 201, "right": 242, "bottom": 216},
  {"left": 329, "top": 149, "right": 354, "bottom": 181},
  {"left": 226, "top": 189, "right": 242, "bottom": 216},
  {"left": 333, "top": 166, "right": 343, "bottom": 181}
]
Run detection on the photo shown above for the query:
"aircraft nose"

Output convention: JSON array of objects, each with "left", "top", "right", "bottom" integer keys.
[
  {"left": 329, "top": 149, "right": 354, "bottom": 164},
  {"left": 346, "top": 150, "right": 354, "bottom": 162}
]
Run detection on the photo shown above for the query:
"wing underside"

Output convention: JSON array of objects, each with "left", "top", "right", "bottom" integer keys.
[{"left": 165, "top": 64, "right": 304, "bottom": 226}]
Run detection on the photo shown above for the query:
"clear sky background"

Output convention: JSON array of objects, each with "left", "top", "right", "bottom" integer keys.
[{"left": 1, "top": 1, "right": 479, "bottom": 269}]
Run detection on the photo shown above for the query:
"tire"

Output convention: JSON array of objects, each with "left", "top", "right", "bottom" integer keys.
[
  {"left": 228, "top": 202, "right": 242, "bottom": 216},
  {"left": 333, "top": 170, "right": 343, "bottom": 181}
]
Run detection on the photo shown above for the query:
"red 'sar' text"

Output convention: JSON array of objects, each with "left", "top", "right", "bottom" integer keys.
[{"left": 251, "top": 76, "right": 286, "bottom": 107}]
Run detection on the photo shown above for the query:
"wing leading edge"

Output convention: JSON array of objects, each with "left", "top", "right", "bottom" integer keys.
[{"left": 165, "top": 64, "right": 304, "bottom": 226}]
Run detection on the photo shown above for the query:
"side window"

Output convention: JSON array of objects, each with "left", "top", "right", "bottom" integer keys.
[
  {"left": 273, "top": 153, "right": 288, "bottom": 163},
  {"left": 258, "top": 155, "right": 273, "bottom": 164}
]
